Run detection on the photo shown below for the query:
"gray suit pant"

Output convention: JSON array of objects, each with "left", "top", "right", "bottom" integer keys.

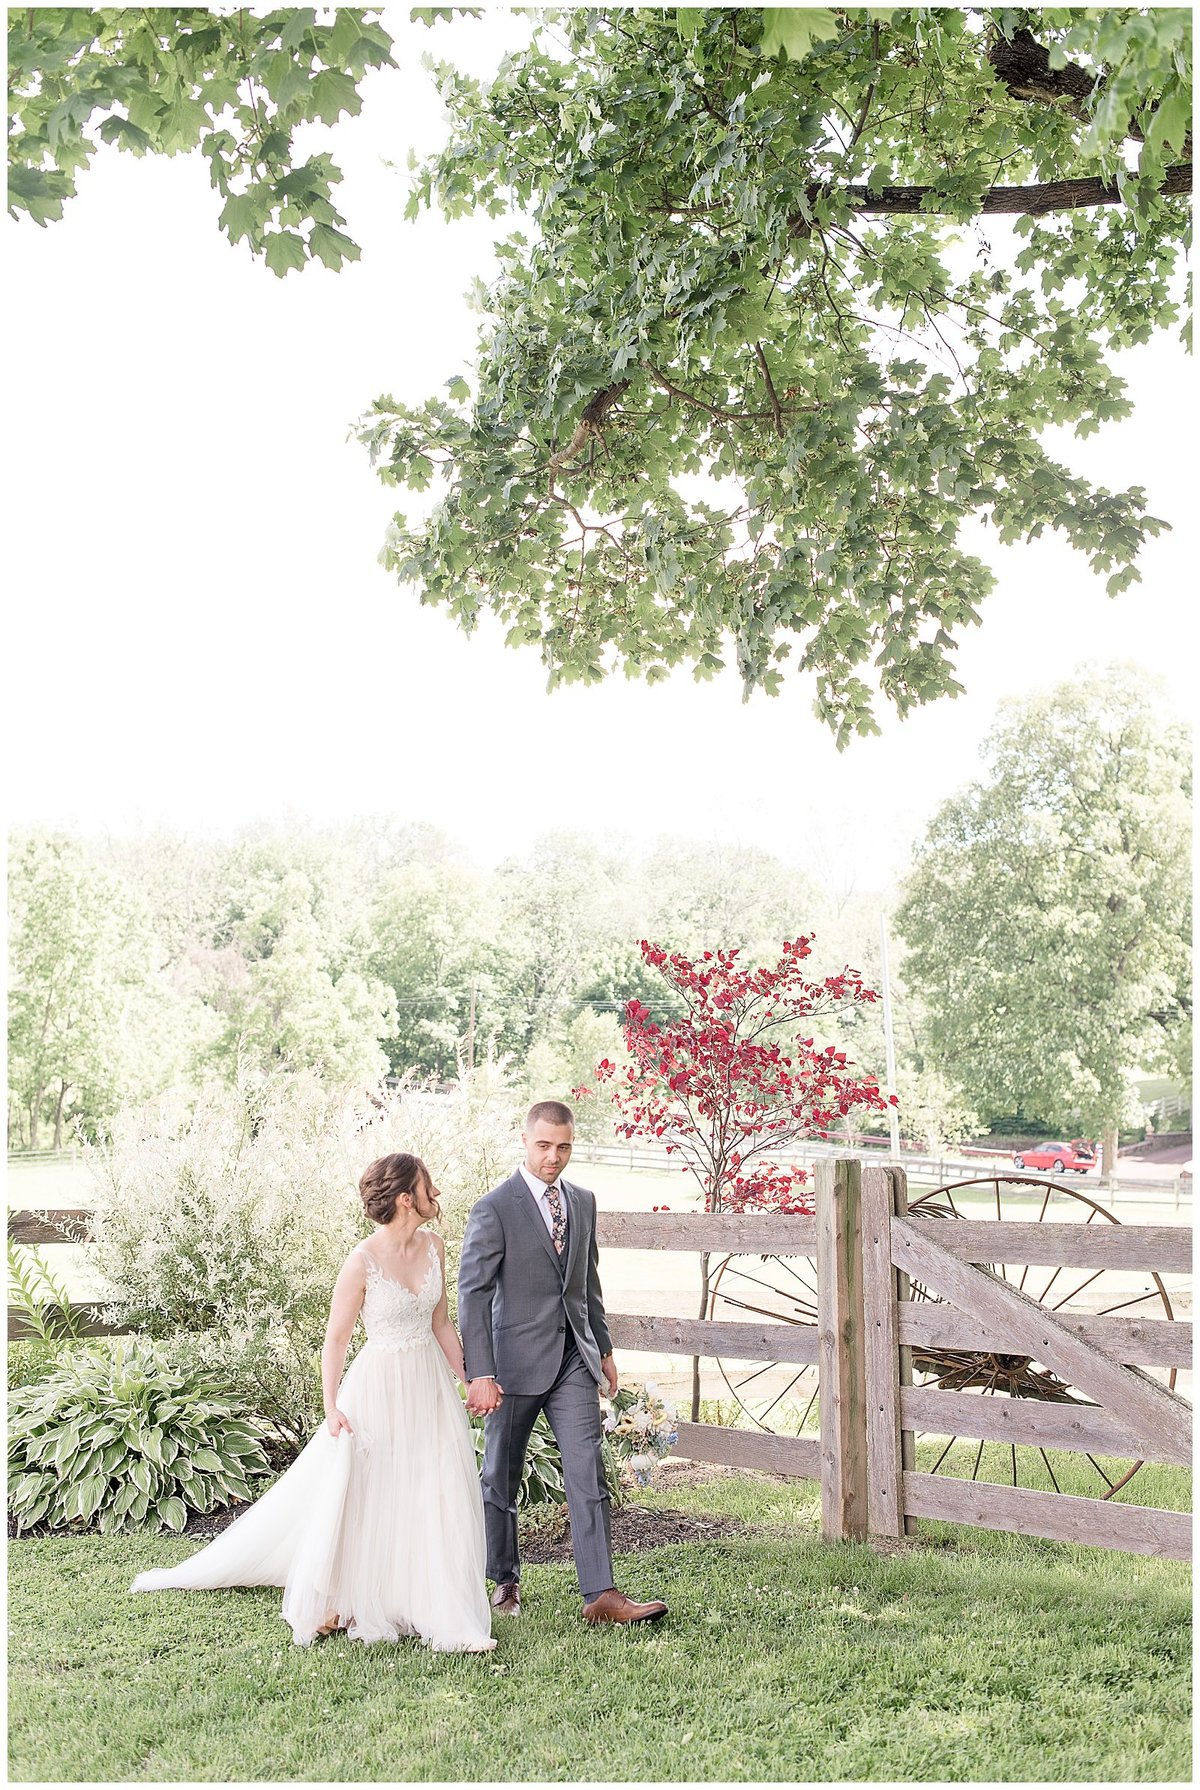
[{"left": 482, "top": 1335, "right": 613, "bottom": 1601}]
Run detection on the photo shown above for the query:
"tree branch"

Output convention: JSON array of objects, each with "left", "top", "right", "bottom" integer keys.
[
  {"left": 988, "top": 26, "right": 1191, "bottom": 158},
  {"left": 788, "top": 162, "right": 1190, "bottom": 232},
  {"left": 753, "top": 341, "right": 785, "bottom": 437}
]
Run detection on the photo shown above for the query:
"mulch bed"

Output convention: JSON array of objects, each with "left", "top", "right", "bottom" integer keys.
[
  {"left": 521, "top": 1504, "right": 745, "bottom": 1563},
  {"left": 172, "top": 1500, "right": 748, "bottom": 1553}
]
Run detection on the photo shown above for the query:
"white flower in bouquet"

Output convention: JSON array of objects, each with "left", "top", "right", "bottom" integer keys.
[{"left": 629, "top": 1452, "right": 657, "bottom": 1487}]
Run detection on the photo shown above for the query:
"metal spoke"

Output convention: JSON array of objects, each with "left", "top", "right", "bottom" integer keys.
[
  {"left": 1038, "top": 1448, "right": 1062, "bottom": 1493},
  {"left": 717, "top": 1292, "right": 814, "bottom": 1325},
  {"left": 1085, "top": 1453, "right": 1116, "bottom": 1490},
  {"left": 969, "top": 1438, "right": 986, "bottom": 1482},
  {"left": 1018, "top": 1186, "right": 1053, "bottom": 1294},
  {"left": 1037, "top": 1263, "right": 1066, "bottom": 1304},
  {"left": 929, "top": 1435, "right": 957, "bottom": 1475},
  {"left": 1093, "top": 1288, "right": 1177, "bottom": 1316},
  {"left": 773, "top": 1257, "right": 820, "bottom": 1297},
  {"left": 729, "top": 1358, "right": 786, "bottom": 1392},
  {"left": 755, "top": 1370, "right": 808, "bottom": 1428},
  {"left": 1048, "top": 1268, "right": 1105, "bottom": 1312}
]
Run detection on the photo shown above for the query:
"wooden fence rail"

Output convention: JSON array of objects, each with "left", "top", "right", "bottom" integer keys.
[{"left": 9, "top": 1166, "right": 1193, "bottom": 1562}]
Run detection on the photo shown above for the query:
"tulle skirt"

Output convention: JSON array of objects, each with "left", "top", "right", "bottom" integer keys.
[{"left": 131, "top": 1339, "right": 496, "bottom": 1651}]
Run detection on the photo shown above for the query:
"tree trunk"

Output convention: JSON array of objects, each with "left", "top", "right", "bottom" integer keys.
[
  {"left": 1101, "top": 1124, "right": 1120, "bottom": 1178},
  {"left": 52, "top": 1081, "right": 69, "bottom": 1151},
  {"left": 29, "top": 1088, "right": 44, "bottom": 1150},
  {"left": 691, "top": 1249, "right": 711, "bottom": 1423}
]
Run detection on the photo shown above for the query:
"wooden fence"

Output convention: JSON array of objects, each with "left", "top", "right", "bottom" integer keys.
[
  {"left": 595, "top": 1159, "right": 1192, "bottom": 1560},
  {"left": 10, "top": 1160, "right": 1193, "bottom": 1559}
]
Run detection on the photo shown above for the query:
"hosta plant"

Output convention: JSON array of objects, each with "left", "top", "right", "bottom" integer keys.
[{"left": 8, "top": 1339, "right": 270, "bottom": 1535}]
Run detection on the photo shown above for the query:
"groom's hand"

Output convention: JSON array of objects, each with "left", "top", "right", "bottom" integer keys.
[
  {"left": 466, "top": 1377, "right": 504, "bottom": 1416},
  {"left": 600, "top": 1354, "right": 619, "bottom": 1398}
]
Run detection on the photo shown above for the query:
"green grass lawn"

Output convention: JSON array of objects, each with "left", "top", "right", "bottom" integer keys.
[{"left": 8, "top": 1472, "right": 1191, "bottom": 1784}]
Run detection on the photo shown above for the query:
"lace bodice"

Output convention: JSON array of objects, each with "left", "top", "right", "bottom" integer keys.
[{"left": 357, "top": 1238, "right": 441, "bottom": 1352}]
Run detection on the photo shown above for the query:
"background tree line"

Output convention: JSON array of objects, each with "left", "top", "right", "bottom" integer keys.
[{"left": 8, "top": 670, "right": 1189, "bottom": 1162}]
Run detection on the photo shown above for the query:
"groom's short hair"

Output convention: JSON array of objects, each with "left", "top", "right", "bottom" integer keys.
[{"left": 525, "top": 1099, "right": 575, "bottom": 1131}]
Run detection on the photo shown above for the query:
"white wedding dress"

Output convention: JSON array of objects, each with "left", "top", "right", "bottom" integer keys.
[{"left": 131, "top": 1237, "right": 496, "bottom": 1651}]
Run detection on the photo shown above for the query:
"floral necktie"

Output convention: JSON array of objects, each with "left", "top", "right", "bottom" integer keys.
[{"left": 545, "top": 1181, "right": 567, "bottom": 1255}]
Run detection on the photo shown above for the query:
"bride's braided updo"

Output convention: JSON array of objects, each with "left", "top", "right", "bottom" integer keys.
[{"left": 358, "top": 1153, "right": 438, "bottom": 1225}]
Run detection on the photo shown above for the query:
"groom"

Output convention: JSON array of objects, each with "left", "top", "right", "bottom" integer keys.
[{"left": 458, "top": 1100, "right": 668, "bottom": 1626}]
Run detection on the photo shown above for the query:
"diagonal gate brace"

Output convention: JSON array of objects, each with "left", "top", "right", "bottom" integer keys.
[{"left": 890, "top": 1217, "right": 1192, "bottom": 1469}]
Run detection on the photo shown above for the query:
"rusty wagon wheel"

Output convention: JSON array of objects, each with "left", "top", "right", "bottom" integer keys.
[{"left": 707, "top": 1173, "right": 1182, "bottom": 1499}]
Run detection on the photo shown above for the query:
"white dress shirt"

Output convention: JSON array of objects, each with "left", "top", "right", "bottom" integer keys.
[{"left": 518, "top": 1160, "right": 565, "bottom": 1234}]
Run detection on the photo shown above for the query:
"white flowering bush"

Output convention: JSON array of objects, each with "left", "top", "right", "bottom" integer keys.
[
  {"left": 85, "top": 1069, "right": 521, "bottom": 1454},
  {"left": 601, "top": 1380, "right": 680, "bottom": 1488}
]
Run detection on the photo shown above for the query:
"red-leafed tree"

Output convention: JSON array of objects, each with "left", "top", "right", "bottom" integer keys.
[{"left": 581, "top": 936, "right": 896, "bottom": 1418}]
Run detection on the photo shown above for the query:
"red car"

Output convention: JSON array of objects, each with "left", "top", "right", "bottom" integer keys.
[{"left": 1013, "top": 1140, "right": 1096, "bottom": 1175}]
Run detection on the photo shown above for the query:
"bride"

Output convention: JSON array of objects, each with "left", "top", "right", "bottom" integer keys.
[{"left": 131, "top": 1153, "right": 498, "bottom": 1652}]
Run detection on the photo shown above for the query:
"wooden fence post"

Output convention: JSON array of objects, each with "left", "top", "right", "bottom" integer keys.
[
  {"left": 860, "top": 1164, "right": 916, "bottom": 1539},
  {"left": 861, "top": 1163, "right": 903, "bottom": 1538},
  {"left": 891, "top": 1167, "right": 917, "bottom": 1536},
  {"left": 815, "top": 1156, "right": 868, "bottom": 1541}
]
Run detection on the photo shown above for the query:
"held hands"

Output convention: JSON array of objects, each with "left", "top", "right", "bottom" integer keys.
[
  {"left": 325, "top": 1407, "right": 353, "bottom": 1438},
  {"left": 466, "top": 1377, "right": 505, "bottom": 1417}
]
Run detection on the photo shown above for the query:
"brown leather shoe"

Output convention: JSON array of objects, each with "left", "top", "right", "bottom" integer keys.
[
  {"left": 490, "top": 1581, "right": 520, "bottom": 1615},
  {"left": 582, "top": 1588, "right": 668, "bottom": 1625}
]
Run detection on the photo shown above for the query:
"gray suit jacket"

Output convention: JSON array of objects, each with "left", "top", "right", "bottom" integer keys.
[{"left": 458, "top": 1170, "right": 613, "bottom": 1396}]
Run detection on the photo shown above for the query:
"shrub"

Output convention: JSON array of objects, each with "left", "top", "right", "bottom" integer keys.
[
  {"left": 8, "top": 1242, "right": 96, "bottom": 1392},
  {"left": 84, "top": 1069, "right": 522, "bottom": 1452},
  {"left": 8, "top": 1237, "right": 88, "bottom": 1344},
  {"left": 8, "top": 1339, "right": 270, "bottom": 1535},
  {"left": 7, "top": 1339, "right": 74, "bottom": 1392}
]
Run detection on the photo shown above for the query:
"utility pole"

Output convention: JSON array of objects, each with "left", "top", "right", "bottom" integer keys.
[{"left": 879, "top": 912, "right": 902, "bottom": 1160}]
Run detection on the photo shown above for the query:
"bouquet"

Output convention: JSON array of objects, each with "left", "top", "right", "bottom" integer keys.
[{"left": 600, "top": 1380, "right": 679, "bottom": 1487}]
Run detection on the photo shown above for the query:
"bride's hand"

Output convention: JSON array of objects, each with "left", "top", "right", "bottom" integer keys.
[{"left": 325, "top": 1408, "right": 353, "bottom": 1438}]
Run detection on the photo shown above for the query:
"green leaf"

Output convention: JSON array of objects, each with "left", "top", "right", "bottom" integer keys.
[
  {"left": 53, "top": 1425, "right": 81, "bottom": 1473},
  {"left": 760, "top": 8, "right": 839, "bottom": 63},
  {"left": 264, "top": 229, "right": 309, "bottom": 276},
  {"left": 77, "top": 1474, "right": 107, "bottom": 1522},
  {"left": 310, "top": 69, "right": 361, "bottom": 125},
  {"left": 309, "top": 223, "right": 361, "bottom": 271},
  {"left": 265, "top": 50, "right": 312, "bottom": 111},
  {"left": 157, "top": 1496, "right": 188, "bottom": 1533},
  {"left": 97, "top": 116, "right": 154, "bottom": 155},
  {"left": 219, "top": 190, "right": 262, "bottom": 246},
  {"left": 1144, "top": 89, "right": 1190, "bottom": 161}
]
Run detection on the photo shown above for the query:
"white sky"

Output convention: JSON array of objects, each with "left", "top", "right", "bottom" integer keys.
[{"left": 4, "top": 6, "right": 1193, "bottom": 892}]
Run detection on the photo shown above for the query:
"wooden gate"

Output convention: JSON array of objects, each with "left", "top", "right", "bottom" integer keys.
[
  {"left": 597, "top": 1160, "right": 1191, "bottom": 1561},
  {"left": 859, "top": 1164, "right": 1192, "bottom": 1560}
]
